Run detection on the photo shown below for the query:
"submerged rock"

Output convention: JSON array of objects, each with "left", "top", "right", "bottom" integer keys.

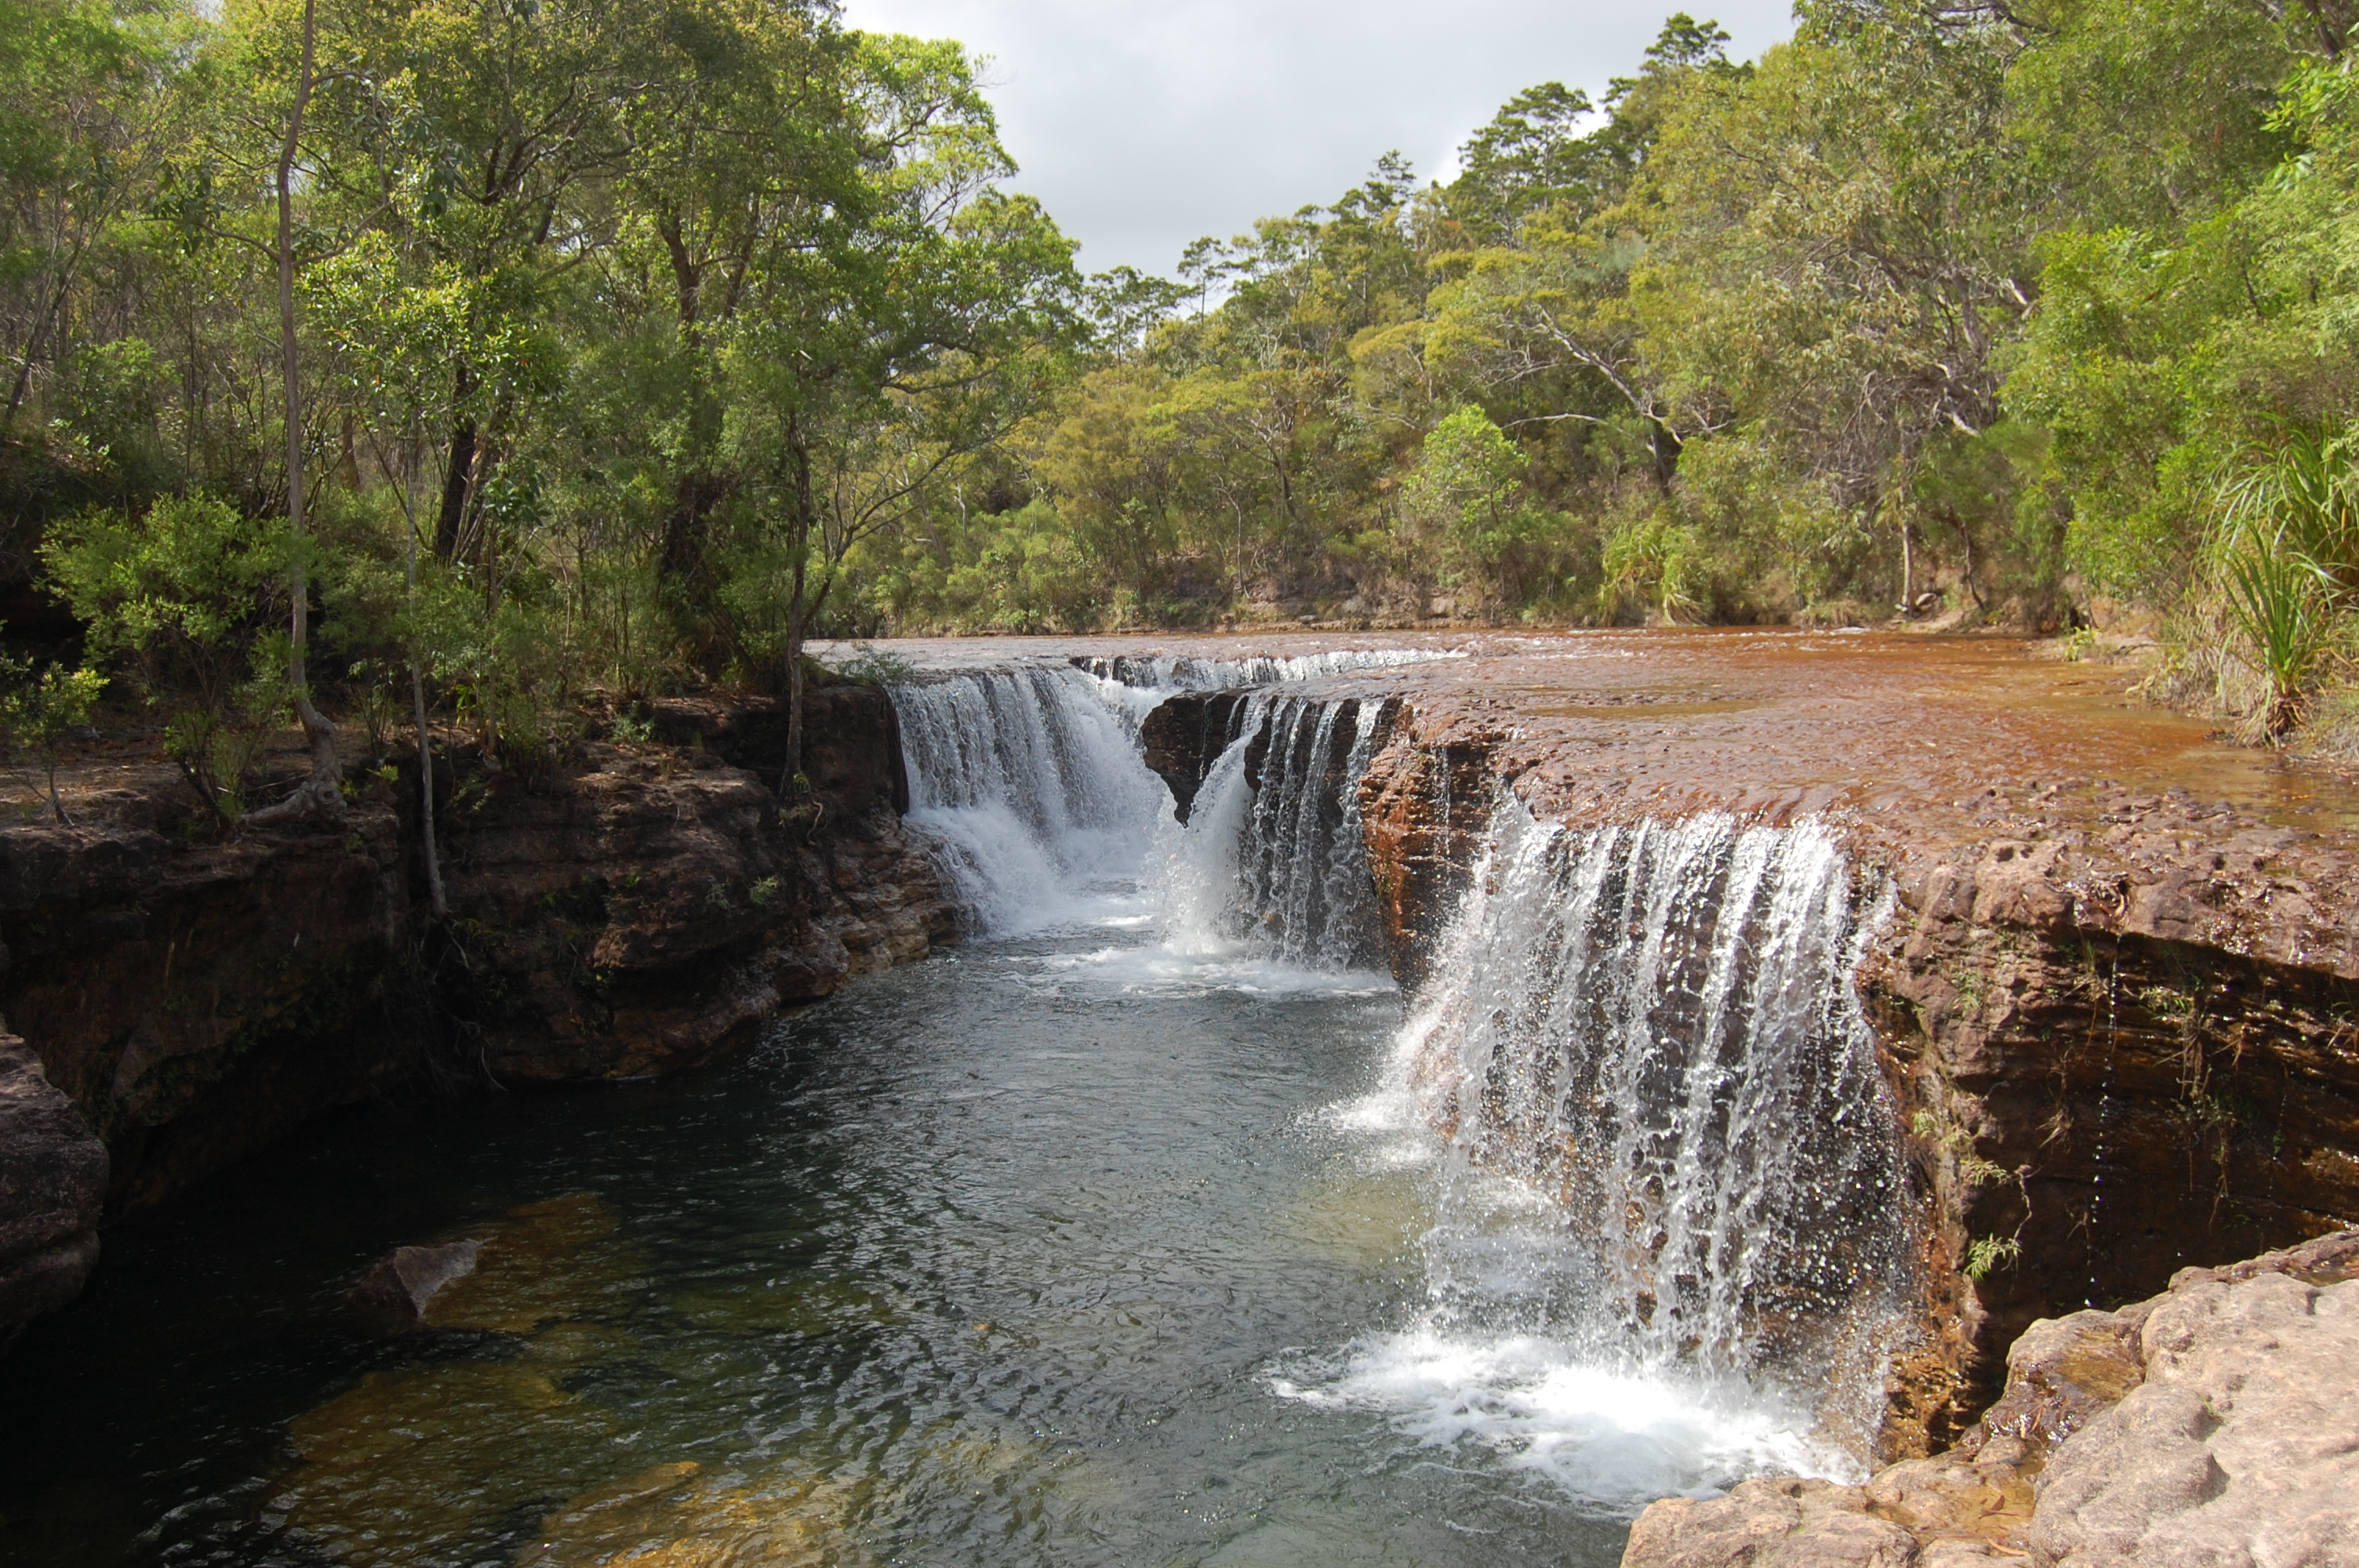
[{"left": 1619, "top": 1230, "right": 2359, "bottom": 1567}]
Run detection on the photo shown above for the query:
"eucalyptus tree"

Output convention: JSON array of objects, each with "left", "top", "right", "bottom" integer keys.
[
  {"left": 714, "top": 33, "right": 1081, "bottom": 775},
  {"left": 1627, "top": 5, "right": 2030, "bottom": 612}
]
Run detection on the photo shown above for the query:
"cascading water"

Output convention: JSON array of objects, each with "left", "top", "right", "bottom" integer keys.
[
  {"left": 890, "top": 666, "right": 1170, "bottom": 935},
  {"left": 885, "top": 659, "right": 1401, "bottom": 990},
  {"left": 891, "top": 654, "right": 1912, "bottom": 1510},
  {"left": 1283, "top": 794, "right": 1912, "bottom": 1508},
  {"left": 1154, "top": 694, "right": 1393, "bottom": 972},
  {"left": 1077, "top": 646, "right": 1464, "bottom": 691}
]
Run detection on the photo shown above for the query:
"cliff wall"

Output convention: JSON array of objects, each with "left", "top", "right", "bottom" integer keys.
[
  {"left": 1341, "top": 696, "right": 2359, "bottom": 1457},
  {"left": 0, "top": 680, "right": 950, "bottom": 1340}
]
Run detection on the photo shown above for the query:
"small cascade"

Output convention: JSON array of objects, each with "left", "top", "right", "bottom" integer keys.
[
  {"left": 1387, "top": 801, "right": 1906, "bottom": 1461},
  {"left": 1291, "top": 795, "right": 1911, "bottom": 1502},
  {"left": 1078, "top": 647, "right": 1463, "bottom": 691},
  {"left": 1157, "top": 695, "right": 1393, "bottom": 971},
  {"left": 890, "top": 666, "right": 1170, "bottom": 934}
]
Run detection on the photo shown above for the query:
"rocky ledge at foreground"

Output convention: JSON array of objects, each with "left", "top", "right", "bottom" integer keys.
[
  {"left": 0, "top": 678, "right": 953, "bottom": 1338},
  {"left": 1622, "top": 1229, "right": 2359, "bottom": 1566}
]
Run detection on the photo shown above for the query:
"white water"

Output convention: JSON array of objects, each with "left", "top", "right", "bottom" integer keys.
[
  {"left": 1151, "top": 694, "right": 1392, "bottom": 974},
  {"left": 1077, "top": 646, "right": 1464, "bottom": 691},
  {"left": 1282, "top": 795, "right": 1911, "bottom": 1508},
  {"left": 892, "top": 666, "right": 1172, "bottom": 935},
  {"left": 889, "top": 662, "right": 1911, "bottom": 1514}
]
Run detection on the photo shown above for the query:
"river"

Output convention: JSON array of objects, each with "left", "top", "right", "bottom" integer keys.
[{"left": 0, "top": 650, "right": 1908, "bottom": 1566}]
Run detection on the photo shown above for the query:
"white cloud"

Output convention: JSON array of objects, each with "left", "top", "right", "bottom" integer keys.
[{"left": 838, "top": 0, "right": 1799, "bottom": 274}]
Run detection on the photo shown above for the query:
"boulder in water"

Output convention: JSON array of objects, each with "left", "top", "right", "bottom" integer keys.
[{"left": 352, "top": 1240, "right": 482, "bottom": 1321}]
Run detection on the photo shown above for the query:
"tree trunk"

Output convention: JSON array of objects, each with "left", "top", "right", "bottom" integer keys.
[
  {"left": 411, "top": 661, "right": 445, "bottom": 915},
  {"left": 405, "top": 514, "right": 446, "bottom": 916},
  {"left": 274, "top": 0, "right": 340, "bottom": 802},
  {"left": 434, "top": 412, "right": 477, "bottom": 561},
  {"left": 782, "top": 421, "right": 812, "bottom": 793},
  {"left": 1898, "top": 517, "right": 1915, "bottom": 615},
  {"left": 1647, "top": 418, "right": 1682, "bottom": 492}
]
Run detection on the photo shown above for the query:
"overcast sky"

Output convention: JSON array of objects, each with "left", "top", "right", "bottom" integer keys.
[{"left": 836, "top": 0, "right": 1798, "bottom": 278}]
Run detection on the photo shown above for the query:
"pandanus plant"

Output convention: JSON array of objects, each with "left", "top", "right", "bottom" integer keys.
[{"left": 2214, "top": 423, "right": 2359, "bottom": 741}]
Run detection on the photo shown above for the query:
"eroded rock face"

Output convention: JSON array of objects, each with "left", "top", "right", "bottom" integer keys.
[
  {"left": 0, "top": 793, "right": 416, "bottom": 1214},
  {"left": 1137, "top": 692, "right": 1252, "bottom": 822},
  {"left": 1869, "top": 835, "right": 2359, "bottom": 1437},
  {"left": 1619, "top": 1231, "right": 2359, "bottom": 1568},
  {"left": 2029, "top": 1248, "right": 2359, "bottom": 1566},
  {"left": 0, "top": 681, "right": 951, "bottom": 1330},
  {"left": 1354, "top": 731, "right": 1494, "bottom": 991},
  {"left": 0, "top": 1031, "right": 106, "bottom": 1338},
  {"left": 1621, "top": 1477, "right": 1922, "bottom": 1568},
  {"left": 434, "top": 753, "right": 953, "bottom": 1083}
]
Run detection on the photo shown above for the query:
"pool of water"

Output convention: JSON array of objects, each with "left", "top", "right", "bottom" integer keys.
[{"left": 0, "top": 922, "right": 1676, "bottom": 1568}]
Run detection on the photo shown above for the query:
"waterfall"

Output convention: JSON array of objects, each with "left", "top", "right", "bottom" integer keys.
[
  {"left": 1281, "top": 795, "right": 1910, "bottom": 1505},
  {"left": 1156, "top": 695, "right": 1392, "bottom": 971},
  {"left": 890, "top": 666, "right": 1171, "bottom": 935},
  {"left": 887, "top": 662, "right": 1399, "bottom": 971},
  {"left": 1076, "top": 647, "right": 1464, "bottom": 691}
]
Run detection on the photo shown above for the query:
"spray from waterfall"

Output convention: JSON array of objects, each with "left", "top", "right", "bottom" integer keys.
[{"left": 1285, "top": 793, "right": 1911, "bottom": 1507}]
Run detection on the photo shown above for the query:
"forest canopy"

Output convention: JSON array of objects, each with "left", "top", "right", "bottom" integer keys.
[{"left": 6, "top": 0, "right": 2359, "bottom": 816}]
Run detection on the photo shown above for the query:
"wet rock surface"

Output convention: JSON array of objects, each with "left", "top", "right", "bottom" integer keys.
[
  {"left": 1619, "top": 1230, "right": 2359, "bottom": 1567},
  {"left": 1138, "top": 691, "right": 1252, "bottom": 821}
]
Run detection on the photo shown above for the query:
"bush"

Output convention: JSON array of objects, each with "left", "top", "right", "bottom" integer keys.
[{"left": 42, "top": 493, "right": 296, "bottom": 819}]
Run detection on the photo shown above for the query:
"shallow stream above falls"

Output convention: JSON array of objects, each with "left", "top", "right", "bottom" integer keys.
[{"left": 0, "top": 640, "right": 2004, "bottom": 1567}]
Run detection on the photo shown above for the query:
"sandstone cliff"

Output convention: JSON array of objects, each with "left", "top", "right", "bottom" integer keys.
[
  {"left": 1620, "top": 1229, "right": 2359, "bottom": 1566},
  {"left": 0, "top": 679, "right": 951, "bottom": 1338}
]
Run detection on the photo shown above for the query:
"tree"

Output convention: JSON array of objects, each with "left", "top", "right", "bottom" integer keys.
[
  {"left": 0, "top": 648, "right": 103, "bottom": 823},
  {"left": 271, "top": 0, "right": 341, "bottom": 804},
  {"left": 715, "top": 34, "right": 1080, "bottom": 778},
  {"left": 43, "top": 493, "right": 296, "bottom": 821}
]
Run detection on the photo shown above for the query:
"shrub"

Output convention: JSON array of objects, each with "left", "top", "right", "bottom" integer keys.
[{"left": 42, "top": 494, "right": 296, "bottom": 819}]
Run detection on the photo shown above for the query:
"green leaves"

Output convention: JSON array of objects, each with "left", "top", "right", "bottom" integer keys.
[{"left": 42, "top": 492, "right": 298, "bottom": 817}]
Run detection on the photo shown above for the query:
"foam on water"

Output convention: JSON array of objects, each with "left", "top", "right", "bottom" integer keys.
[
  {"left": 1078, "top": 646, "right": 1465, "bottom": 691},
  {"left": 1027, "top": 942, "right": 1395, "bottom": 1000}
]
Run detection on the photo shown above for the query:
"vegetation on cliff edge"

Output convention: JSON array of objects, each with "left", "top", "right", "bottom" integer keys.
[{"left": 8, "top": 0, "right": 2359, "bottom": 818}]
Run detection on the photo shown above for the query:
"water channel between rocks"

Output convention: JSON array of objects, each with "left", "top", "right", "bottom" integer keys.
[{"left": 1, "top": 649, "right": 1915, "bottom": 1568}]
